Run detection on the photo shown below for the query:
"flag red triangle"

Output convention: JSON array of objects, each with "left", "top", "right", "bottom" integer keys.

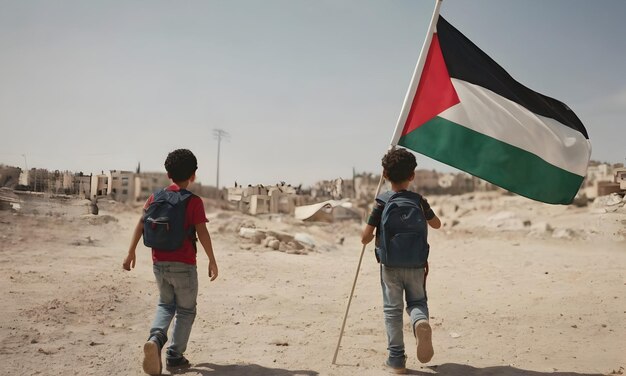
[{"left": 402, "top": 33, "right": 460, "bottom": 136}]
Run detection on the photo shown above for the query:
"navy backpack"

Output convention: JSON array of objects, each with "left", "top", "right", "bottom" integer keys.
[
  {"left": 143, "top": 189, "right": 196, "bottom": 251},
  {"left": 377, "top": 190, "right": 429, "bottom": 268}
]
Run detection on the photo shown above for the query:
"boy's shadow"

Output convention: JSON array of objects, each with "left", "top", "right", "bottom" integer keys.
[
  {"left": 403, "top": 363, "right": 605, "bottom": 376},
  {"left": 168, "top": 362, "right": 318, "bottom": 376}
]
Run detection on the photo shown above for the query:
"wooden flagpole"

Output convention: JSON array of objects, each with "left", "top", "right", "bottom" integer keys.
[{"left": 331, "top": 0, "right": 443, "bottom": 365}]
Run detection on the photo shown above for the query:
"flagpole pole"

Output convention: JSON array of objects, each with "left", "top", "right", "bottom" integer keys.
[
  {"left": 389, "top": 0, "right": 443, "bottom": 148},
  {"left": 331, "top": 0, "right": 443, "bottom": 365},
  {"left": 332, "top": 174, "right": 385, "bottom": 365}
]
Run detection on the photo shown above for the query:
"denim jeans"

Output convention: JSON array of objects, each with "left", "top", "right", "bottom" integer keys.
[
  {"left": 381, "top": 265, "right": 428, "bottom": 358},
  {"left": 149, "top": 262, "right": 198, "bottom": 360}
]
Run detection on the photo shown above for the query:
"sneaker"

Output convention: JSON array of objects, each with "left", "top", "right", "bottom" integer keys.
[
  {"left": 385, "top": 355, "right": 407, "bottom": 374},
  {"left": 142, "top": 339, "right": 162, "bottom": 375},
  {"left": 414, "top": 320, "right": 434, "bottom": 363},
  {"left": 166, "top": 356, "right": 191, "bottom": 371}
]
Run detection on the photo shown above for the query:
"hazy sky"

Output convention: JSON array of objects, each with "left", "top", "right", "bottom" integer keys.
[{"left": 1, "top": 0, "right": 625, "bottom": 187}]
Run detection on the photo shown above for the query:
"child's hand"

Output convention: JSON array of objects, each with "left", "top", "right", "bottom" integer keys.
[
  {"left": 208, "top": 261, "right": 218, "bottom": 281},
  {"left": 122, "top": 252, "right": 136, "bottom": 271}
]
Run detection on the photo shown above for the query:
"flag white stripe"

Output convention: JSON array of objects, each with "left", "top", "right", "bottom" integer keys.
[{"left": 438, "top": 79, "right": 591, "bottom": 176}]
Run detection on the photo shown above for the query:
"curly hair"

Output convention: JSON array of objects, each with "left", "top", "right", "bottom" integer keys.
[
  {"left": 382, "top": 148, "right": 417, "bottom": 183},
  {"left": 164, "top": 149, "right": 198, "bottom": 183}
]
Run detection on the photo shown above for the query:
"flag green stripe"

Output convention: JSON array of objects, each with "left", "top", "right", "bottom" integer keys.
[{"left": 399, "top": 116, "right": 584, "bottom": 204}]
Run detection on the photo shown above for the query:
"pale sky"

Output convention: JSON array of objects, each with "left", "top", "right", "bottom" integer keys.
[{"left": 1, "top": 0, "right": 625, "bottom": 187}]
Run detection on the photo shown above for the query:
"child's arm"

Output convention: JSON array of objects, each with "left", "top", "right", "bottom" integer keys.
[
  {"left": 196, "top": 222, "right": 218, "bottom": 281},
  {"left": 361, "top": 224, "right": 376, "bottom": 245},
  {"left": 428, "top": 215, "right": 441, "bottom": 229},
  {"left": 122, "top": 216, "right": 144, "bottom": 271}
]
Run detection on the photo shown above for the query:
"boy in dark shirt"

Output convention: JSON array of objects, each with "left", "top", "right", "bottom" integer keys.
[
  {"left": 362, "top": 148, "right": 441, "bottom": 374},
  {"left": 122, "top": 149, "right": 218, "bottom": 375}
]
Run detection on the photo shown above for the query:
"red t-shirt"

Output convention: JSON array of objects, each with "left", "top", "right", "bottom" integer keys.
[{"left": 143, "top": 184, "right": 208, "bottom": 265}]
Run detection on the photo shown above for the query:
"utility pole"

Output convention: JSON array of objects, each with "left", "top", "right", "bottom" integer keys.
[
  {"left": 213, "top": 129, "right": 230, "bottom": 191},
  {"left": 21, "top": 154, "right": 28, "bottom": 187}
]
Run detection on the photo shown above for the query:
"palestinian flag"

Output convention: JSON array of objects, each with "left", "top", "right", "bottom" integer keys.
[{"left": 398, "top": 16, "right": 591, "bottom": 204}]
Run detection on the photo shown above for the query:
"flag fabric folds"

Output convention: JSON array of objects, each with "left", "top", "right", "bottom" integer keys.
[{"left": 398, "top": 16, "right": 591, "bottom": 204}]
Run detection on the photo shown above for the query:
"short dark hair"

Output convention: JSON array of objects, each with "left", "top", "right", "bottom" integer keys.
[
  {"left": 164, "top": 149, "right": 198, "bottom": 183},
  {"left": 382, "top": 148, "right": 417, "bottom": 183}
]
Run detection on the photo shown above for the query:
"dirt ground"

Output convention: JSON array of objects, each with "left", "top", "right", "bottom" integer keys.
[{"left": 0, "top": 192, "right": 624, "bottom": 376}]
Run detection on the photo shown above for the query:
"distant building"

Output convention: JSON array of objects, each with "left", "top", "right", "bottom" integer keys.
[
  {"left": 134, "top": 172, "right": 170, "bottom": 201},
  {"left": 226, "top": 183, "right": 299, "bottom": 215},
  {"left": 613, "top": 168, "right": 626, "bottom": 191},
  {"left": 581, "top": 162, "right": 624, "bottom": 198},
  {"left": 109, "top": 170, "right": 135, "bottom": 202},
  {"left": 0, "top": 165, "right": 22, "bottom": 189},
  {"left": 91, "top": 170, "right": 170, "bottom": 202}
]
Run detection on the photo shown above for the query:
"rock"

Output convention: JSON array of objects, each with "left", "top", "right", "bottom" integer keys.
[
  {"left": 268, "top": 239, "right": 280, "bottom": 250},
  {"left": 487, "top": 211, "right": 527, "bottom": 230},
  {"left": 294, "top": 233, "right": 316, "bottom": 248},
  {"left": 592, "top": 193, "right": 624, "bottom": 208},
  {"left": 287, "top": 240, "right": 305, "bottom": 250},
  {"left": 266, "top": 230, "right": 294, "bottom": 243},
  {"left": 553, "top": 228, "right": 575, "bottom": 239},
  {"left": 239, "top": 227, "right": 266, "bottom": 243},
  {"left": 239, "top": 227, "right": 262, "bottom": 239},
  {"left": 264, "top": 236, "right": 278, "bottom": 247},
  {"left": 530, "top": 221, "right": 553, "bottom": 235}
]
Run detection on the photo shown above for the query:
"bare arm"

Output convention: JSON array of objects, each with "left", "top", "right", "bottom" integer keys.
[
  {"left": 361, "top": 224, "right": 376, "bottom": 245},
  {"left": 122, "top": 216, "right": 144, "bottom": 271},
  {"left": 196, "top": 222, "right": 218, "bottom": 281},
  {"left": 428, "top": 215, "right": 441, "bottom": 229}
]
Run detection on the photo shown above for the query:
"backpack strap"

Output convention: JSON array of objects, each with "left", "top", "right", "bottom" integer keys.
[{"left": 180, "top": 190, "right": 199, "bottom": 253}]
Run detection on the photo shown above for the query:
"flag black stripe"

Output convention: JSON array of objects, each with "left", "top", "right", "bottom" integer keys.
[{"left": 437, "top": 16, "right": 588, "bottom": 139}]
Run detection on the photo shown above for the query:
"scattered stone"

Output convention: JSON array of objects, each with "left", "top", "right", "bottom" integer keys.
[
  {"left": 449, "top": 332, "right": 461, "bottom": 338},
  {"left": 268, "top": 239, "right": 280, "bottom": 251},
  {"left": 552, "top": 228, "right": 575, "bottom": 239},
  {"left": 239, "top": 227, "right": 265, "bottom": 242},
  {"left": 487, "top": 211, "right": 527, "bottom": 230},
  {"left": 266, "top": 230, "right": 294, "bottom": 243},
  {"left": 270, "top": 340, "right": 289, "bottom": 346},
  {"left": 294, "top": 233, "right": 316, "bottom": 248},
  {"left": 530, "top": 222, "right": 553, "bottom": 235}
]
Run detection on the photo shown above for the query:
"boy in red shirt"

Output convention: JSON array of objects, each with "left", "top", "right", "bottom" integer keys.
[{"left": 122, "top": 149, "right": 218, "bottom": 375}]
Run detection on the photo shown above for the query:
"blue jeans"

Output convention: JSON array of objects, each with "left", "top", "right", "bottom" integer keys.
[
  {"left": 149, "top": 262, "right": 198, "bottom": 360},
  {"left": 381, "top": 265, "right": 428, "bottom": 358}
]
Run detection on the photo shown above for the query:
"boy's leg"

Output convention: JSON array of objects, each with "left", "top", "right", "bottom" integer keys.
[
  {"left": 404, "top": 267, "right": 433, "bottom": 363},
  {"left": 149, "top": 263, "right": 176, "bottom": 343},
  {"left": 165, "top": 264, "right": 198, "bottom": 366},
  {"left": 144, "top": 263, "right": 175, "bottom": 375},
  {"left": 380, "top": 266, "right": 406, "bottom": 361}
]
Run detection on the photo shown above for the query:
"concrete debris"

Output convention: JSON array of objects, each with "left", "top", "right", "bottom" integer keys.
[
  {"left": 294, "top": 233, "right": 316, "bottom": 248},
  {"left": 267, "top": 239, "right": 280, "bottom": 251},
  {"left": 239, "top": 228, "right": 311, "bottom": 255},
  {"left": 265, "top": 230, "right": 294, "bottom": 243},
  {"left": 592, "top": 193, "right": 625, "bottom": 209},
  {"left": 529, "top": 222, "right": 553, "bottom": 235},
  {"left": 487, "top": 211, "right": 528, "bottom": 230},
  {"left": 294, "top": 200, "right": 360, "bottom": 222},
  {"left": 552, "top": 228, "right": 576, "bottom": 240}
]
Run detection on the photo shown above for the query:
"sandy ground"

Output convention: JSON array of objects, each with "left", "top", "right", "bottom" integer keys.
[{"left": 0, "top": 192, "right": 625, "bottom": 376}]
